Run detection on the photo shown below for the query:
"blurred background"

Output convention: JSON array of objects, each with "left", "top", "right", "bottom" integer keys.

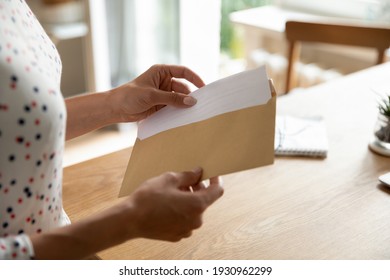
[{"left": 26, "top": 0, "right": 390, "bottom": 164}]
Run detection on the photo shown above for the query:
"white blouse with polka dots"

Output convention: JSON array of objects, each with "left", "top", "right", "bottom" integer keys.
[{"left": 0, "top": 0, "right": 69, "bottom": 259}]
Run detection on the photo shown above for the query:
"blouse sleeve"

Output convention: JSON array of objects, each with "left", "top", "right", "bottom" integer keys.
[{"left": 0, "top": 235, "right": 35, "bottom": 260}]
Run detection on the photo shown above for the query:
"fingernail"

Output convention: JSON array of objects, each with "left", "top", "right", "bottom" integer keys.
[
  {"left": 192, "top": 167, "right": 202, "bottom": 175},
  {"left": 183, "top": 96, "right": 197, "bottom": 106}
]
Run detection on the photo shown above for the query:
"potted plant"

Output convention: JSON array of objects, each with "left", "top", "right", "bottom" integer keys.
[
  {"left": 376, "top": 95, "right": 390, "bottom": 142},
  {"left": 370, "top": 95, "right": 390, "bottom": 156}
]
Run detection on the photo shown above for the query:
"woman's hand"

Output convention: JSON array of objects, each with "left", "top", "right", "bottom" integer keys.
[
  {"left": 108, "top": 64, "right": 205, "bottom": 122},
  {"left": 30, "top": 168, "right": 222, "bottom": 259},
  {"left": 122, "top": 168, "right": 223, "bottom": 242},
  {"left": 65, "top": 64, "right": 203, "bottom": 140}
]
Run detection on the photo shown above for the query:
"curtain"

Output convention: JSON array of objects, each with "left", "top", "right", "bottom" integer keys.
[{"left": 105, "top": 0, "right": 180, "bottom": 87}]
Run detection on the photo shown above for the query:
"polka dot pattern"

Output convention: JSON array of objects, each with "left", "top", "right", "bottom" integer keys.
[
  {"left": 0, "top": 0, "right": 69, "bottom": 260},
  {"left": 0, "top": 235, "right": 34, "bottom": 259}
]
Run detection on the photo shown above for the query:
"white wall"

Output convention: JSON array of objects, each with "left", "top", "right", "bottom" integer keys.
[{"left": 85, "top": 0, "right": 111, "bottom": 92}]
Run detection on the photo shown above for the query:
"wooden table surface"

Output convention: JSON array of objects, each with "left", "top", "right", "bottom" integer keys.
[
  {"left": 63, "top": 63, "right": 390, "bottom": 259},
  {"left": 230, "top": 6, "right": 390, "bottom": 36}
]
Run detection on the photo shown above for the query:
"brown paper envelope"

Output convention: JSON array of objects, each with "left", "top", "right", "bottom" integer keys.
[{"left": 119, "top": 81, "right": 276, "bottom": 197}]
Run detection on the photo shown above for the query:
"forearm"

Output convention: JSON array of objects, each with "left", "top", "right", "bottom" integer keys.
[
  {"left": 30, "top": 203, "right": 135, "bottom": 259},
  {"left": 64, "top": 64, "right": 204, "bottom": 140},
  {"left": 65, "top": 91, "right": 119, "bottom": 140}
]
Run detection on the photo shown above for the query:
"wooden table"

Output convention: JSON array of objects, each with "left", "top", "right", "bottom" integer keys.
[
  {"left": 229, "top": 6, "right": 387, "bottom": 36},
  {"left": 63, "top": 63, "right": 390, "bottom": 259},
  {"left": 229, "top": 6, "right": 390, "bottom": 73}
]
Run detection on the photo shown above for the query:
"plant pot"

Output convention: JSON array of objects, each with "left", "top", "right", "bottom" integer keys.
[{"left": 369, "top": 114, "right": 390, "bottom": 156}]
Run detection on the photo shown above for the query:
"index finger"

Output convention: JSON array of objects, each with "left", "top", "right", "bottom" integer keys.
[{"left": 163, "top": 65, "right": 205, "bottom": 89}]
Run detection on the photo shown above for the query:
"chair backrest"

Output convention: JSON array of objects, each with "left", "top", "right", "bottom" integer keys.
[{"left": 284, "top": 20, "right": 390, "bottom": 93}]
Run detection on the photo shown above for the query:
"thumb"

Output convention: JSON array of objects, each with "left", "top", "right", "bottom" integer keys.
[
  {"left": 197, "top": 177, "right": 224, "bottom": 206},
  {"left": 151, "top": 90, "right": 197, "bottom": 107}
]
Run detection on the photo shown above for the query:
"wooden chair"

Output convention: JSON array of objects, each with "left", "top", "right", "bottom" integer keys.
[{"left": 284, "top": 21, "right": 390, "bottom": 93}]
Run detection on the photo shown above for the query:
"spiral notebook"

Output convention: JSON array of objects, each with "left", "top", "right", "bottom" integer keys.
[{"left": 274, "top": 115, "right": 328, "bottom": 158}]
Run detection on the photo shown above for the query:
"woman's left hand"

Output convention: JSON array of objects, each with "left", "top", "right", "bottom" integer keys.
[{"left": 108, "top": 64, "right": 205, "bottom": 122}]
